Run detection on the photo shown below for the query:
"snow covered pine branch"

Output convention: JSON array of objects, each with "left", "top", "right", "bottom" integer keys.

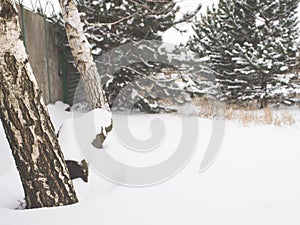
[{"left": 60, "top": 0, "right": 112, "bottom": 148}]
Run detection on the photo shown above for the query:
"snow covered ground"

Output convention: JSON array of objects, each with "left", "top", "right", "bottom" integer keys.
[{"left": 0, "top": 101, "right": 300, "bottom": 225}]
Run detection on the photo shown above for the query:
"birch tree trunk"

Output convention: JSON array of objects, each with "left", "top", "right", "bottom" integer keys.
[
  {"left": 59, "top": 0, "right": 112, "bottom": 147},
  {"left": 59, "top": 0, "right": 109, "bottom": 110},
  {"left": 0, "top": 0, "right": 78, "bottom": 209}
]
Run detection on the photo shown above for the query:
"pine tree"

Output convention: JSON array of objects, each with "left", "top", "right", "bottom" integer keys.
[
  {"left": 232, "top": 0, "right": 299, "bottom": 107},
  {"left": 76, "top": 0, "right": 174, "bottom": 111},
  {"left": 77, "top": 0, "right": 202, "bottom": 112},
  {"left": 79, "top": 0, "right": 177, "bottom": 55},
  {"left": 189, "top": 1, "right": 251, "bottom": 103},
  {"left": 189, "top": 0, "right": 299, "bottom": 107}
]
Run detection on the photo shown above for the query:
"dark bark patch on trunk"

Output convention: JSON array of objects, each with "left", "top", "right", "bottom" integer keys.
[
  {"left": 4, "top": 52, "right": 18, "bottom": 83},
  {"left": 0, "top": 1, "right": 16, "bottom": 19},
  {"left": 18, "top": 98, "right": 34, "bottom": 126}
]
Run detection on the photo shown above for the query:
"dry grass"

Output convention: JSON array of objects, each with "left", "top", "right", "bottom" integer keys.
[
  {"left": 193, "top": 97, "right": 214, "bottom": 118},
  {"left": 231, "top": 107, "right": 295, "bottom": 126},
  {"left": 191, "top": 97, "right": 296, "bottom": 126}
]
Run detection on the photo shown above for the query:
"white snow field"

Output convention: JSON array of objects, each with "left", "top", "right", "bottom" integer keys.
[{"left": 0, "top": 101, "right": 300, "bottom": 225}]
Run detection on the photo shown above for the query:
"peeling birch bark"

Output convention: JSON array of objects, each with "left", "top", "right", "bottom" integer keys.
[{"left": 0, "top": 0, "right": 78, "bottom": 208}]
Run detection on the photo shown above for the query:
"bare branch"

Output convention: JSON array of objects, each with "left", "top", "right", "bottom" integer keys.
[{"left": 84, "top": 12, "right": 138, "bottom": 27}]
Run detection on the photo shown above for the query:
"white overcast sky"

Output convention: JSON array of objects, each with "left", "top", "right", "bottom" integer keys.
[
  {"left": 19, "top": 0, "right": 61, "bottom": 15},
  {"left": 163, "top": 0, "right": 220, "bottom": 45}
]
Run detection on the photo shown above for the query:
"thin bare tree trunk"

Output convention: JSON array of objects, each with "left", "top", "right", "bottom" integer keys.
[{"left": 0, "top": 0, "right": 78, "bottom": 209}]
